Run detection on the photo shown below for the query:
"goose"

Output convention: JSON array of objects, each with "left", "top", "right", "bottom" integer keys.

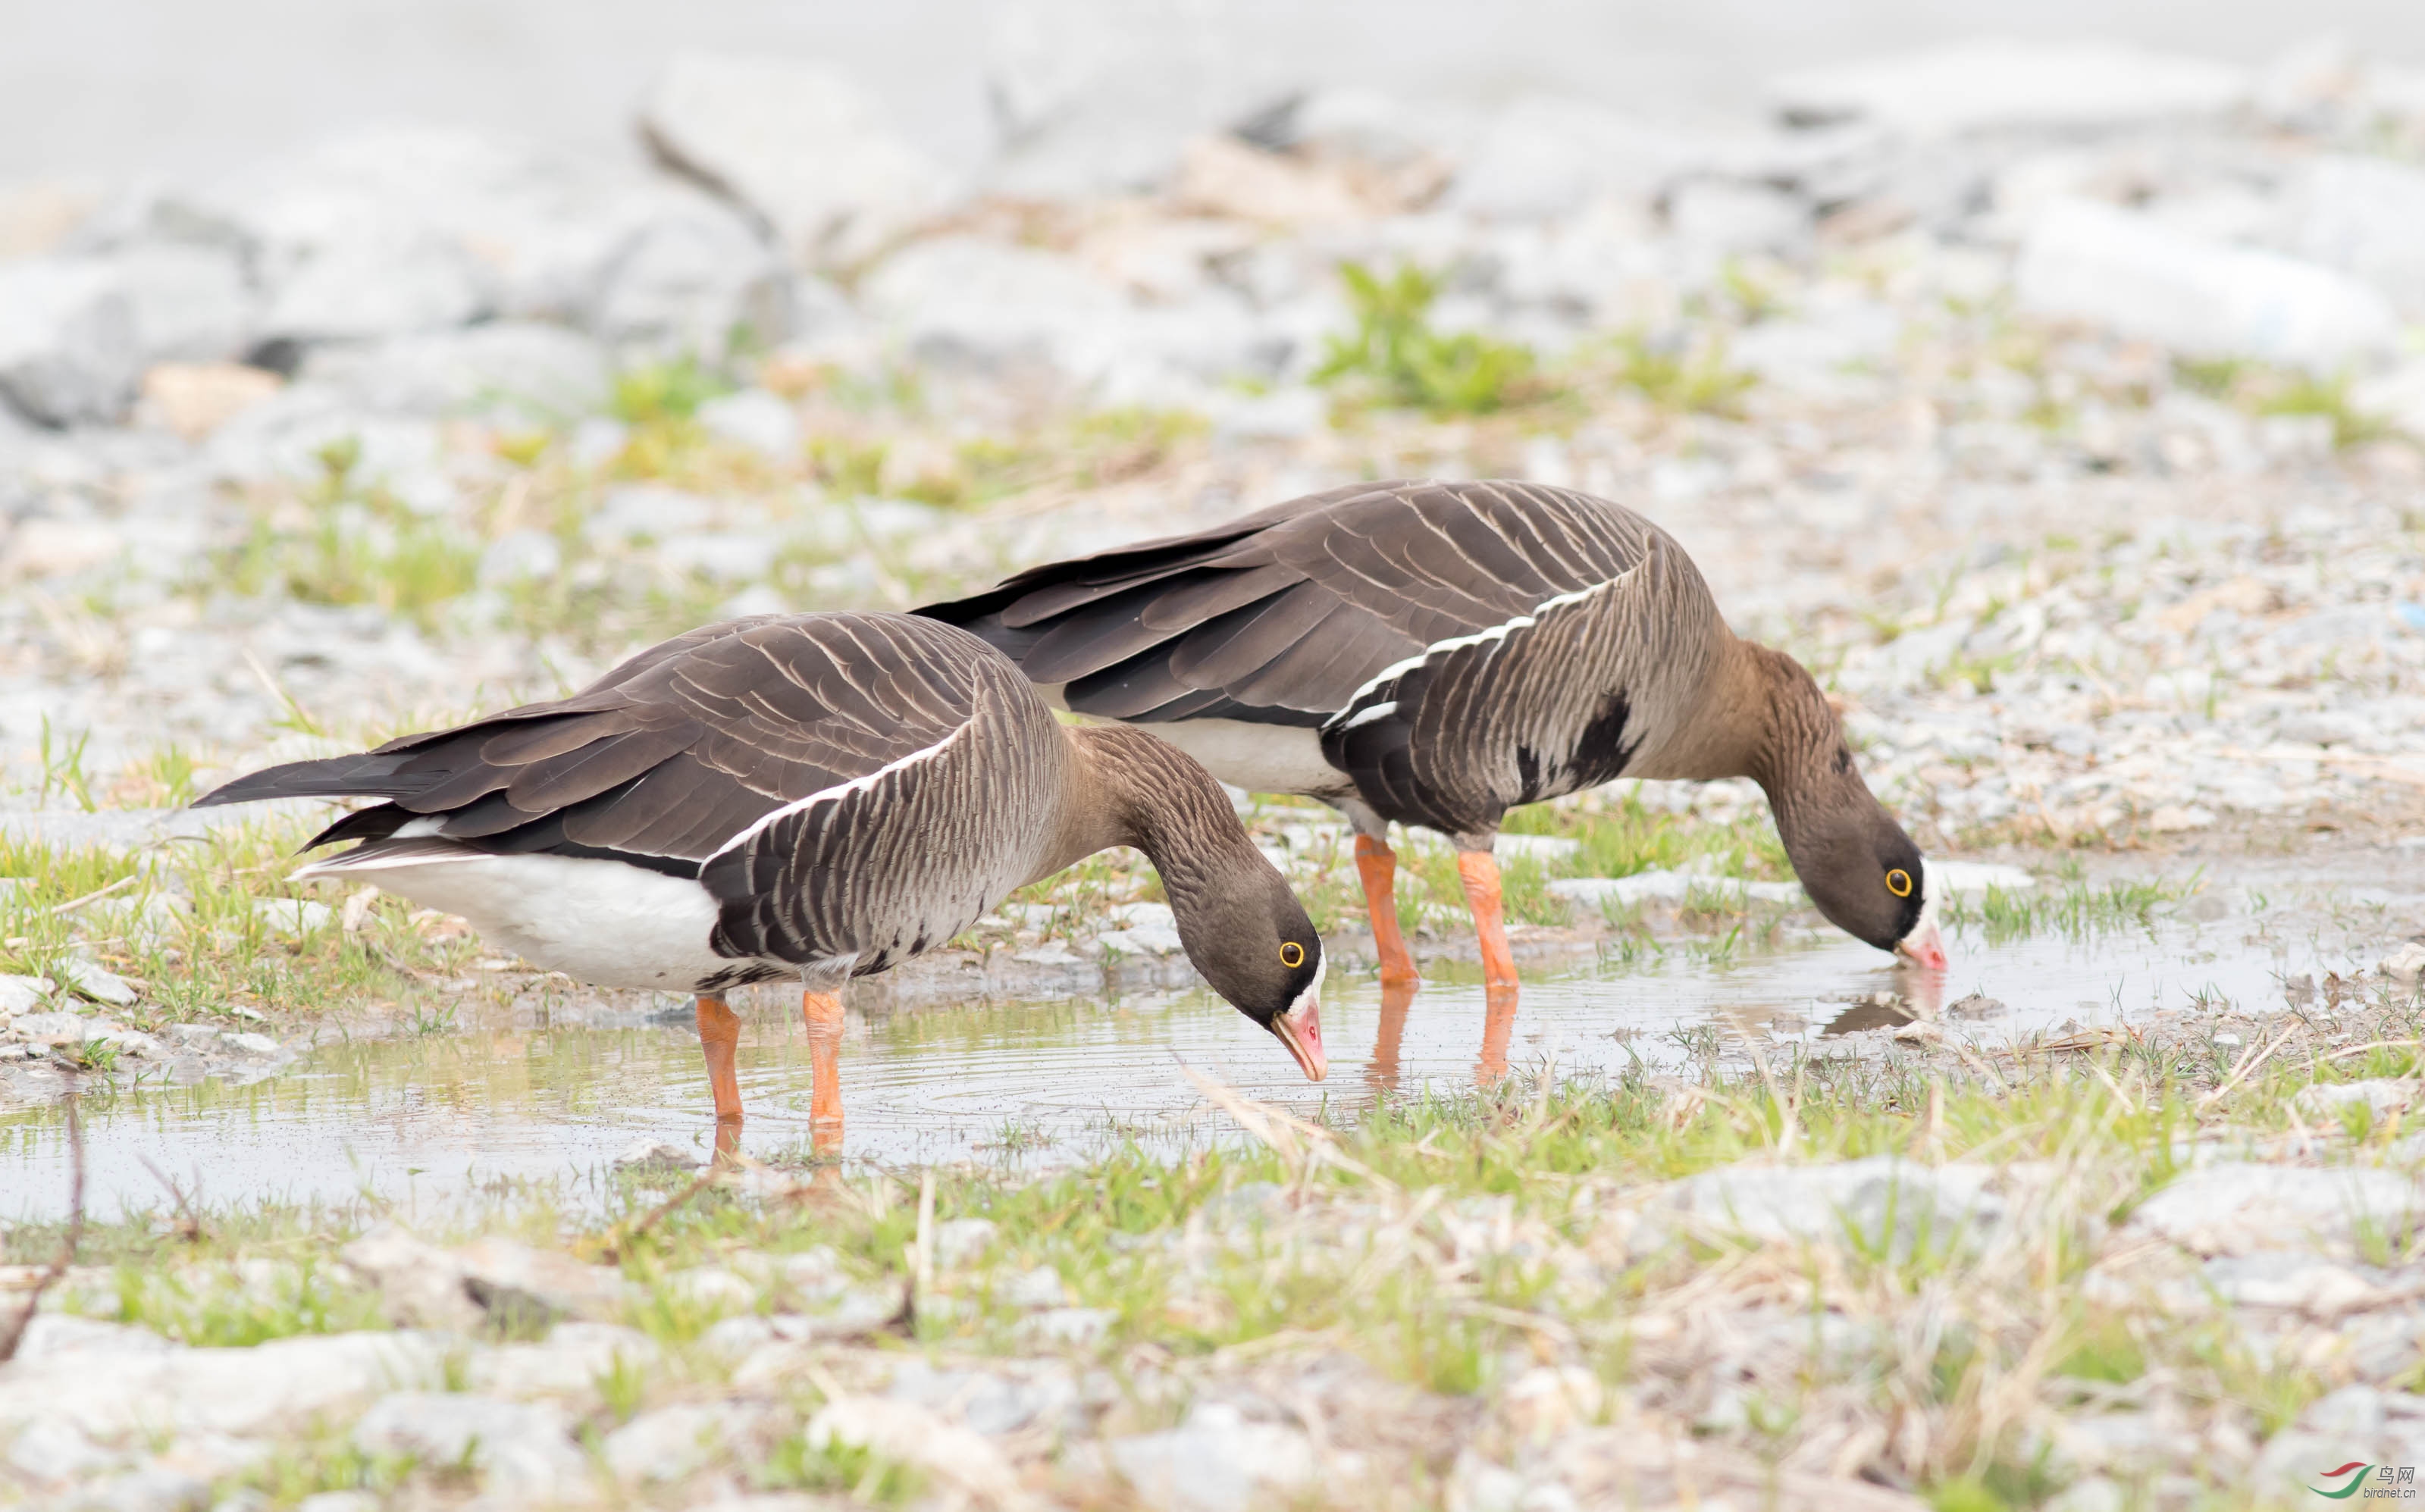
[
  {"left": 920, "top": 479, "right": 1947, "bottom": 992},
  {"left": 195, "top": 612, "right": 1329, "bottom": 1151}
]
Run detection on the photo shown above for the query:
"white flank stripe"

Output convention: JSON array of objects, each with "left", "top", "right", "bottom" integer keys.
[
  {"left": 393, "top": 816, "right": 445, "bottom": 838},
  {"left": 706, "top": 719, "right": 971, "bottom": 860},
  {"left": 1335, "top": 700, "right": 1397, "bottom": 731},
  {"left": 1322, "top": 567, "right": 1637, "bottom": 731}
]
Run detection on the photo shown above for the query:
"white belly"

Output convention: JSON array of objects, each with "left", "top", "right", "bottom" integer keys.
[
  {"left": 301, "top": 851, "right": 744, "bottom": 991},
  {"left": 1131, "top": 718, "right": 1349, "bottom": 800}
]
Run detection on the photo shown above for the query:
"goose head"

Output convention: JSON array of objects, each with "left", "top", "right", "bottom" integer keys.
[
  {"left": 1788, "top": 800, "right": 1947, "bottom": 972},
  {"left": 1173, "top": 866, "right": 1329, "bottom": 1082}
]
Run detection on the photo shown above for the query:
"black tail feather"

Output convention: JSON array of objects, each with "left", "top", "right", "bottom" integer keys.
[
  {"left": 300, "top": 802, "right": 412, "bottom": 852},
  {"left": 192, "top": 753, "right": 426, "bottom": 809}
]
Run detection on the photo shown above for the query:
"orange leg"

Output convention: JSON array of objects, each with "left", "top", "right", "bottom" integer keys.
[
  {"left": 1364, "top": 979, "right": 1416, "bottom": 1092},
  {"left": 1477, "top": 983, "right": 1518, "bottom": 1088},
  {"left": 803, "top": 990, "right": 846, "bottom": 1155},
  {"left": 1355, "top": 834, "right": 1420, "bottom": 988},
  {"left": 1455, "top": 850, "right": 1521, "bottom": 990},
  {"left": 695, "top": 994, "right": 744, "bottom": 1160}
]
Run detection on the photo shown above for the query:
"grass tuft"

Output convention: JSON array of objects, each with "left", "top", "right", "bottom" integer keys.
[{"left": 1315, "top": 261, "right": 1546, "bottom": 416}]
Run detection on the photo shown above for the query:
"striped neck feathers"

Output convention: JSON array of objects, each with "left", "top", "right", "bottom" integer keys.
[{"left": 1061, "top": 723, "right": 1263, "bottom": 891}]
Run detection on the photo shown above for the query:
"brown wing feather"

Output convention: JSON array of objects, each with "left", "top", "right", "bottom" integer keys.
[{"left": 920, "top": 480, "right": 1657, "bottom": 724}]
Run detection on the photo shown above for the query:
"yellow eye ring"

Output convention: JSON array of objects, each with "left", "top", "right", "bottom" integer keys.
[
  {"left": 1886, "top": 869, "right": 1913, "bottom": 898},
  {"left": 1279, "top": 941, "right": 1305, "bottom": 969}
]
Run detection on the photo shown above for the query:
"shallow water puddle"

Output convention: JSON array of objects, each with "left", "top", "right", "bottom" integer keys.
[{"left": 0, "top": 914, "right": 2365, "bottom": 1219}]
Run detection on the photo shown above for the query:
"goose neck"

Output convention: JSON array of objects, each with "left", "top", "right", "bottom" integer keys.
[{"left": 1058, "top": 723, "right": 1260, "bottom": 911}]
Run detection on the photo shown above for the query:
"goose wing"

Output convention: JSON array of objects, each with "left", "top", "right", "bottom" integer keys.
[
  {"left": 922, "top": 481, "right": 1698, "bottom": 834},
  {"left": 921, "top": 480, "right": 1657, "bottom": 722},
  {"left": 199, "top": 613, "right": 1001, "bottom": 966}
]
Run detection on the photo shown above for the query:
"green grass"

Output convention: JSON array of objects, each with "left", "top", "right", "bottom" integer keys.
[
  {"left": 0, "top": 809, "right": 484, "bottom": 1035},
  {"left": 92, "top": 1257, "right": 387, "bottom": 1347},
  {"left": 1601, "top": 327, "right": 1759, "bottom": 416},
  {"left": 218, "top": 443, "right": 479, "bottom": 630},
  {"left": 1941, "top": 875, "right": 2192, "bottom": 946},
  {"left": 2172, "top": 357, "right": 2391, "bottom": 449},
  {"left": 1314, "top": 261, "right": 1546, "bottom": 417}
]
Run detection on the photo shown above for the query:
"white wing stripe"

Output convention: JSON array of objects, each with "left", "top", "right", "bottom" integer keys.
[
  {"left": 1321, "top": 567, "right": 1638, "bottom": 731},
  {"left": 705, "top": 719, "right": 972, "bottom": 860},
  {"left": 1335, "top": 700, "right": 1397, "bottom": 731}
]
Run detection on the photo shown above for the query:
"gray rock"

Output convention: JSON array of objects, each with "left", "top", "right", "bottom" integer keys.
[
  {"left": 603, "top": 1401, "right": 775, "bottom": 1483},
  {"left": 861, "top": 235, "right": 1129, "bottom": 383},
  {"left": 59, "top": 957, "right": 138, "bottom": 1007},
  {"left": 584, "top": 191, "right": 791, "bottom": 355},
  {"left": 4, "top": 1416, "right": 114, "bottom": 1484},
  {"left": 565, "top": 415, "right": 628, "bottom": 469},
  {"left": 0, "top": 258, "right": 141, "bottom": 425},
  {"left": 586, "top": 483, "right": 712, "bottom": 545},
  {"left": 656, "top": 530, "right": 779, "bottom": 584},
  {"left": 2377, "top": 941, "right": 2425, "bottom": 983},
  {"left": 102, "top": 245, "right": 255, "bottom": 365},
  {"left": 641, "top": 51, "right": 954, "bottom": 270},
  {"left": 2289, "top": 155, "right": 2425, "bottom": 318},
  {"left": 1242, "top": 86, "right": 1459, "bottom": 174},
  {"left": 2043, "top": 1479, "right": 2127, "bottom": 1512},
  {"left": 253, "top": 897, "right": 332, "bottom": 941},
  {"left": 351, "top": 1391, "right": 588, "bottom": 1499},
  {"left": 1106, "top": 1401, "right": 1318, "bottom": 1512},
  {"left": 1668, "top": 1158, "right": 2000, "bottom": 1257},
  {"left": 468, "top": 1322, "right": 658, "bottom": 1398},
  {"left": 1770, "top": 39, "right": 2248, "bottom": 134},
  {"left": 2201, "top": 1253, "right": 2387, "bottom": 1316},
  {"left": 886, "top": 1361, "right": 1081, "bottom": 1436},
  {"left": 806, "top": 1395, "right": 1023, "bottom": 1504},
  {"left": 196, "top": 125, "right": 786, "bottom": 358},
  {"left": 2129, "top": 1164, "right": 2425, "bottom": 1255},
  {"left": 1443, "top": 97, "right": 1696, "bottom": 220},
  {"left": 2294, "top": 1080, "right": 2415, "bottom": 1119},
  {"left": 299, "top": 323, "right": 610, "bottom": 420},
  {"left": 293, "top": 1494, "right": 381, "bottom": 1512},
  {"left": 478, "top": 529, "right": 563, "bottom": 587},
  {"left": 981, "top": 0, "right": 1279, "bottom": 199},
  {"left": 260, "top": 234, "right": 490, "bottom": 346},
  {"left": 340, "top": 1221, "right": 628, "bottom": 1330},
  {"left": 199, "top": 384, "right": 443, "bottom": 485},
  {"left": 0, "top": 1331, "right": 448, "bottom": 1439},
  {"left": 12, "top": 1010, "right": 91, "bottom": 1046},
  {"left": 61, "top": 1467, "right": 210, "bottom": 1512},
  {"left": 933, "top": 1217, "right": 998, "bottom": 1266},
  {"left": 0, "top": 974, "right": 47, "bottom": 1013},
  {"left": 697, "top": 387, "right": 801, "bottom": 459},
  {"left": 2016, "top": 199, "right": 2398, "bottom": 373},
  {"left": 1001, "top": 1264, "right": 1067, "bottom": 1309},
  {"left": 1668, "top": 180, "right": 1810, "bottom": 259},
  {"left": 7, "top": 1316, "right": 179, "bottom": 1361}
]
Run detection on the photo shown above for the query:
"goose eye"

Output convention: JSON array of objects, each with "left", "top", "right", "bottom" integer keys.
[
  {"left": 1279, "top": 941, "right": 1305, "bottom": 969},
  {"left": 1886, "top": 869, "right": 1913, "bottom": 898}
]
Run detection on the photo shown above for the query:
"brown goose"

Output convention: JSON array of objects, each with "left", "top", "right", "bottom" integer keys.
[
  {"left": 196, "top": 612, "right": 1328, "bottom": 1152},
  {"left": 920, "top": 479, "right": 1947, "bottom": 991}
]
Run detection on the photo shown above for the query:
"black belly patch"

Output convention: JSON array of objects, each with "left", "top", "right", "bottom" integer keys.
[{"left": 1567, "top": 691, "right": 1636, "bottom": 789}]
